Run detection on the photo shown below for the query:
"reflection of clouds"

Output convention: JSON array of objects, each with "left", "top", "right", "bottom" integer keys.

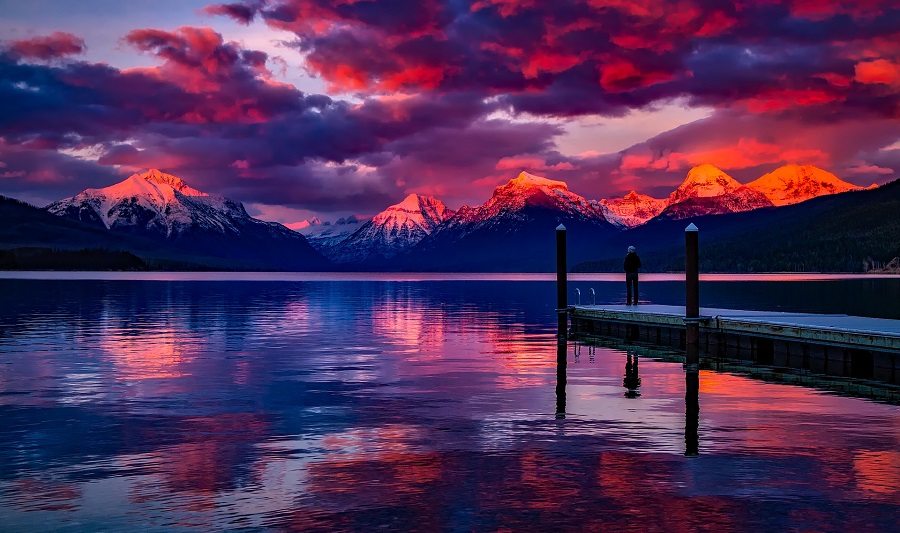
[
  {"left": 854, "top": 450, "right": 900, "bottom": 498},
  {"left": 371, "top": 294, "right": 444, "bottom": 349},
  {"left": 8, "top": 478, "right": 81, "bottom": 513},
  {"left": 126, "top": 413, "right": 270, "bottom": 514},
  {"left": 98, "top": 327, "right": 199, "bottom": 381}
]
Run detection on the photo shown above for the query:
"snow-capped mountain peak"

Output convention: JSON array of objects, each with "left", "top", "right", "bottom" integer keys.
[
  {"left": 373, "top": 193, "right": 452, "bottom": 232},
  {"left": 746, "top": 164, "right": 864, "bottom": 206},
  {"left": 669, "top": 164, "right": 742, "bottom": 203},
  {"left": 657, "top": 164, "right": 774, "bottom": 220},
  {"left": 46, "top": 169, "right": 249, "bottom": 237},
  {"left": 141, "top": 169, "right": 207, "bottom": 197},
  {"left": 599, "top": 190, "right": 667, "bottom": 228},
  {"left": 325, "top": 194, "right": 455, "bottom": 263},
  {"left": 505, "top": 171, "right": 568, "bottom": 191}
]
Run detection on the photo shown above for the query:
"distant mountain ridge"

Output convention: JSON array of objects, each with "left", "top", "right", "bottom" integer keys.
[
  {"left": 327, "top": 194, "right": 454, "bottom": 264},
  {"left": 5, "top": 163, "right": 885, "bottom": 272},
  {"left": 746, "top": 164, "right": 865, "bottom": 206},
  {"left": 405, "top": 171, "right": 619, "bottom": 271},
  {"left": 44, "top": 169, "right": 329, "bottom": 270}
]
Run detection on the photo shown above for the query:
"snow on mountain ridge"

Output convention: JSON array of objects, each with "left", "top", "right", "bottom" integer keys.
[
  {"left": 326, "top": 194, "right": 455, "bottom": 263},
  {"left": 142, "top": 169, "right": 208, "bottom": 197},
  {"left": 746, "top": 164, "right": 864, "bottom": 206},
  {"left": 669, "top": 164, "right": 743, "bottom": 203},
  {"left": 599, "top": 191, "right": 668, "bottom": 228},
  {"left": 47, "top": 169, "right": 251, "bottom": 237}
]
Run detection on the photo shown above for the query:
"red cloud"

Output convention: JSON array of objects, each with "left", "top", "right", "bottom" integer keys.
[
  {"left": 599, "top": 58, "right": 675, "bottom": 92},
  {"left": 855, "top": 59, "right": 900, "bottom": 88},
  {"left": 7, "top": 32, "right": 86, "bottom": 61},
  {"left": 744, "top": 88, "right": 844, "bottom": 113}
]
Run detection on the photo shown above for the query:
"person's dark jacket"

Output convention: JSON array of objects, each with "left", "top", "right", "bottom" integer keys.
[{"left": 624, "top": 252, "right": 641, "bottom": 273}]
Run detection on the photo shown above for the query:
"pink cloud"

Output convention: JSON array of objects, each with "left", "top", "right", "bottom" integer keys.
[
  {"left": 7, "top": 32, "right": 85, "bottom": 61},
  {"left": 495, "top": 156, "right": 575, "bottom": 171}
]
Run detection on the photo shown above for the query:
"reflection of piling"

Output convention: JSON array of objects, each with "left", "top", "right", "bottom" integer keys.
[
  {"left": 685, "top": 370, "right": 699, "bottom": 457},
  {"left": 556, "top": 339, "right": 567, "bottom": 419},
  {"left": 623, "top": 352, "right": 641, "bottom": 398},
  {"left": 556, "top": 224, "right": 567, "bottom": 338},
  {"left": 685, "top": 223, "right": 700, "bottom": 366}
]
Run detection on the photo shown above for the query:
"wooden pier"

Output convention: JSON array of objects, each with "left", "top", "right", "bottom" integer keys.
[{"left": 568, "top": 304, "right": 900, "bottom": 385}]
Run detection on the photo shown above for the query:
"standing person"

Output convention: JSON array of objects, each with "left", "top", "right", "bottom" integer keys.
[{"left": 624, "top": 245, "right": 641, "bottom": 305}]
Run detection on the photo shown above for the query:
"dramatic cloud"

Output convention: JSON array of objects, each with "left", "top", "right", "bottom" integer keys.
[
  {"left": 207, "top": 0, "right": 900, "bottom": 119},
  {"left": 5, "top": 32, "right": 86, "bottom": 61},
  {"left": 2, "top": 1, "right": 899, "bottom": 221}
]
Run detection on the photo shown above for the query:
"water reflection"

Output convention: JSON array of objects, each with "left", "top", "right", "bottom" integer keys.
[
  {"left": 685, "top": 370, "right": 699, "bottom": 457},
  {"left": 0, "top": 279, "right": 898, "bottom": 531},
  {"left": 623, "top": 352, "right": 641, "bottom": 398},
  {"left": 555, "top": 339, "right": 566, "bottom": 419}
]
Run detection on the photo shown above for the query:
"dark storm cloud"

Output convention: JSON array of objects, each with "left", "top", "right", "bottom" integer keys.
[{"left": 207, "top": 0, "right": 899, "bottom": 119}]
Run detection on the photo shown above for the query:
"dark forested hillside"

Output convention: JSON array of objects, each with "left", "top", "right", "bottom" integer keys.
[{"left": 575, "top": 179, "right": 900, "bottom": 273}]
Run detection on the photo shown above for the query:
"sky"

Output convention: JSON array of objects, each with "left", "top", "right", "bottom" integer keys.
[{"left": 0, "top": 0, "right": 898, "bottom": 225}]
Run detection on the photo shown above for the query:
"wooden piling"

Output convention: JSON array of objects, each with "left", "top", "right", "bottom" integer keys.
[
  {"left": 685, "top": 223, "right": 700, "bottom": 366},
  {"left": 556, "top": 224, "right": 567, "bottom": 337}
]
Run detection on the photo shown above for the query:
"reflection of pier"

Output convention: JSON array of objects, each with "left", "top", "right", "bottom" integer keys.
[{"left": 555, "top": 341, "right": 701, "bottom": 456}]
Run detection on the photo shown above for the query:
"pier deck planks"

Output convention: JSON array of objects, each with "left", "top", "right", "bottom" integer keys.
[{"left": 569, "top": 304, "right": 900, "bottom": 352}]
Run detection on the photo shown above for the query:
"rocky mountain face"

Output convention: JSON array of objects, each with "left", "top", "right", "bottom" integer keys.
[
  {"left": 599, "top": 191, "right": 668, "bottom": 228},
  {"left": 408, "top": 172, "right": 618, "bottom": 271},
  {"left": 296, "top": 216, "right": 365, "bottom": 253},
  {"left": 30, "top": 163, "right": 878, "bottom": 271},
  {"left": 436, "top": 171, "right": 610, "bottom": 235},
  {"left": 656, "top": 164, "right": 774, "bottom": 220},
  {"left": 46, "top": 169, "right": 329, "bottom": 270},
  {"left": 328, "top": 194, "right": 455, "bottom": 264},
  {"left": 746, "top": 164, "right": 864, "bottom": 206}
]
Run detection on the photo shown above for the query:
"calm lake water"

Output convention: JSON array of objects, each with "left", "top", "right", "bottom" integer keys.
[{"left": 1, "top": 274, "right": 898, "bottom": 531}]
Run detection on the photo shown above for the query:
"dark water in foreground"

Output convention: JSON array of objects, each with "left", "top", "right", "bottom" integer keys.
[{"left": 0, "top": 276, "right": 898, "bottom": 532}]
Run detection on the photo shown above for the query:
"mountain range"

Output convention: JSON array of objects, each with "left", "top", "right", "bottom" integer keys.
[
  {"left": 0, "top": 164, "right": 890, "bottom": 271},
  {"left": 41, "top": 169, "right": 330, "bottom": 270}
]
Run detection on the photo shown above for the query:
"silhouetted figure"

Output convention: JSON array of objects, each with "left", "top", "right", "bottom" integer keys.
[
  {"left": 685, "top": 370, "right": 699, "bottom": 457},
  {"left": 624, "top": 245, "right": 641, "bottom": 305},
  {"left": 623, "top": 352, "right": 641, "bottom": 398}
]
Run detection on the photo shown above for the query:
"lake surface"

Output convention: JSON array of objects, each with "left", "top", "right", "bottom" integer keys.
[{"left": 1, "top": 275, "right": 898, "bottom": 531}]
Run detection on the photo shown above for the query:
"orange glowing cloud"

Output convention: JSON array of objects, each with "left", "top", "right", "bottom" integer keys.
[
  {"left": 620, "top": 138, "right": 831, "bottom": 174},
  {"left": 855, "top": 59, "right": 900, "bottom": 88}
]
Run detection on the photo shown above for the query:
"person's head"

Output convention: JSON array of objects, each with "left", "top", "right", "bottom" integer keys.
[{"left": 628, "top": 246, "right": 636, "bottom": 254}]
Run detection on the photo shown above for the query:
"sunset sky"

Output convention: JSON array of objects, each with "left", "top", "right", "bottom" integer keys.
[{"left": 1, "top": 0, "right": 898, "bottom": 224}]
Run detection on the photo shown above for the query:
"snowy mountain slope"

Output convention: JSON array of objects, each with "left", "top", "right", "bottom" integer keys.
[
  {"left": 329, "top": 194, "right": 454, "bottom": 263},
  {"left": 295, "top": 216, "right": 366, "bottom": 253},
  {"left": 746, "top": 164, "right": 865, "bottom": 206},
  {"left": 46, "top": 169, "right": 329, "bottom": 270},
  {"left": 656, "top": 164, "right": 774, "bottom": 220},
  {"left": 598, "top": 191, "right": 668, "bottom": 228},
  {"left": 407, "top": 172, "right": 618, "bottom": 271}
]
